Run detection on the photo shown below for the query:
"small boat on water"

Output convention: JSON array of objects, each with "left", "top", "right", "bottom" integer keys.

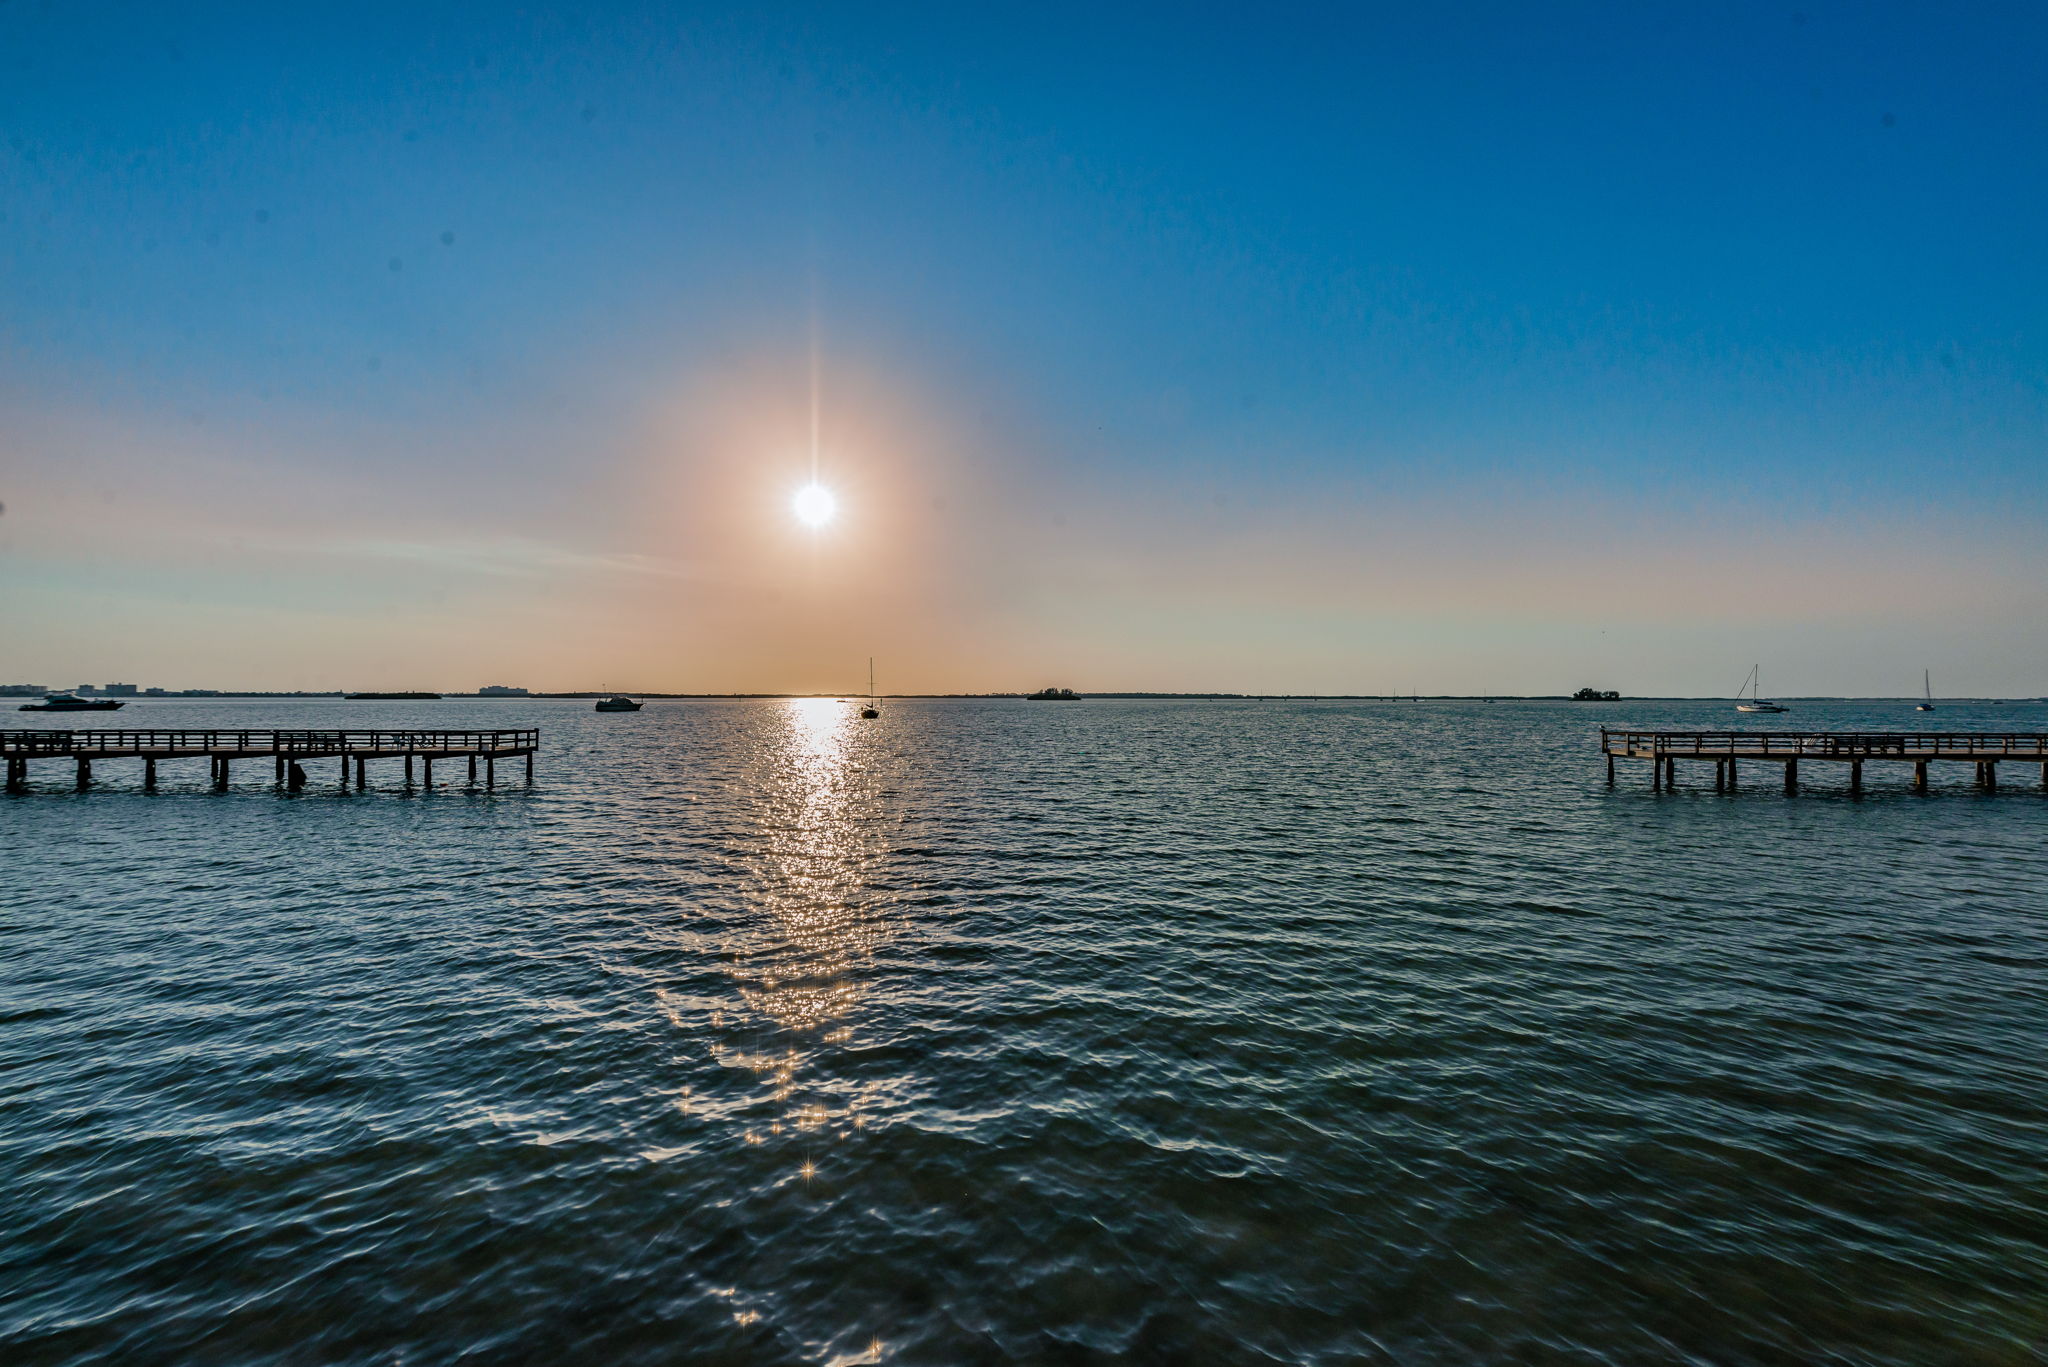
[
  {"left": 1026, "top": 686, "right": 1080, "bottom": 701},
  {"left": 1915, "top": 670, "right": 1936, "bottom": 712},
  {"left": 18, "top": 692, "right": 123, "bottom": 712},
  {"left": 1734, "top": 665, "right": 1788, "bottom": 714},
  {"left": 860, "top": 660, "right": 879, "bottom": 719},
  {"left": 594, "top": 696, "right": 643, "bottom": 712}
]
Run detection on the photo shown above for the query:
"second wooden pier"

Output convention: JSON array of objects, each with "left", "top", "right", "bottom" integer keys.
[{"left": 1602, "top": 728, "right": 2048, "bottom": 795}]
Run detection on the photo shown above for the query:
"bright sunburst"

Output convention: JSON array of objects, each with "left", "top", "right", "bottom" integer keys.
[{"left": 792, "top": 483, "right": 837, "bottom": 528}]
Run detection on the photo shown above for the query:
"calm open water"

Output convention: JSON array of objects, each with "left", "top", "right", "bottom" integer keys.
[{"left": 4, "top": 697, "right": 2047, "bottom": 1365}]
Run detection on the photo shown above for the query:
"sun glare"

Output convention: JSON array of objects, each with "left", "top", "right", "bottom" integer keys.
[{"left": 793, "top": 483, "right": 837, "bottom": 528}]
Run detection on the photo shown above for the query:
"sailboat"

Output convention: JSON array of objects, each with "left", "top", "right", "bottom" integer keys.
[
  {"left": 860, "top": 659, "right": 879, "bottom": 719},
  {"left": 1915, "top": 670, "right": 1935, "bottom": 712},
  {"left": 1735, "top": 664, "right": 1788, "bottom": 713}
]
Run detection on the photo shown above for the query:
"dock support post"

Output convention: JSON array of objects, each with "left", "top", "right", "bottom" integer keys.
[
  {"left": 405, "top": 754, "right": 414, "bottom": 787},
  {"left": 1849, "top": 760, "right": 1862, "bottom": 799},
  {"left": 76, "top": 757, "right": 91, "bottom": 790},
  {"left": 1726, "top": 758, "right": 1737, "bottom": 789},
  {"left": 423, "top": 756, "right": 433, "bottom": 788},
  {"left": 1783, "top": 760, "right": 1798, "bottom": 795},
  {"left": 144, "top": 757, "right": 157, "bottom": 791},
  {"left": 6, "top": 758, "right": 22, "bottom": 790},
  {"left": 1985, "top": 761, "right": 1998, "bottom": 793},
  {"left": 525, "top": 752, "right": 534, "bottom": 784},
  {"left": 214, "top": 757, "right": 229, "bottom": 790},
  {"left": 340, "top": 755, "right": 349, "bottom": 789},
  {"left": 1651, "top": 755, "right": 1662, "bottom": 792},
  {"left": 1714, "top": 760, "right": 1725, "bottom": 792},
  {"left": 1605, "top": 754, "right": 1614, "bottom": 787},
  {"left": 468, "top": 755, "right": 477, "bottom": 784},
  {"left": 2040, "top": 762, "right": 2047, "bottom": 793},
  {"left": 355, "top": 756, "right": 366, "bottom": 789},
  {"left": 275, "top": 754, "right": 285, "bottom": 784},
  {"left": 486, "top": 756, "right": 496, "bottom": 790},
  {"left": 1914, "top": 761, "right": 1927, "bottom": 791}
]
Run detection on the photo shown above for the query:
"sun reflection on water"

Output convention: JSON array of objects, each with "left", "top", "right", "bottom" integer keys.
[
  {"left": 734, "top": 698, "right": 886, "bottom": 1031},
  {"left": 710, "top": 697, "right": 896, "bottom": 1136},
  {"left": 682, "top": 698, "right": 900, "bottom": 1348}
]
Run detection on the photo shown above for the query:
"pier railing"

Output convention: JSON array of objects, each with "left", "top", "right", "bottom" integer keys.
[
  {"left": 0, "top": 728, "right": 539, "bottom": 756},
  {"left": 1601, "top": 729, "right": 2048, "bottom": 759}
]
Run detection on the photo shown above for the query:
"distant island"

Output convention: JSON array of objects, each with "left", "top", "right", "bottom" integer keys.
[
  {"left": 1572, "top": 688, "right": 1622, "bottom": 701},
  {"left": 1026, "top": 686, "right": 1081, "bottom": 700}
]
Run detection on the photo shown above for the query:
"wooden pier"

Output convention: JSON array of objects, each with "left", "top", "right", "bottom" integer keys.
[
  {"left": 1602, "top": 729, "right": 2048, "bottom": 796},
  {"left": 1, "top": 728, "right": 538, "bottom": 793}
]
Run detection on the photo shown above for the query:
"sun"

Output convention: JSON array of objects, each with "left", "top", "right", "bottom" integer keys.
[{"left": 792, "top": 483, "right": 838, "bottom": 528}]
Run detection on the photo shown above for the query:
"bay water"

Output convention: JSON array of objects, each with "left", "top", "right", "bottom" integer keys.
[{"left": 4, "top": 698, "right": 2046, "bottom": 1364}]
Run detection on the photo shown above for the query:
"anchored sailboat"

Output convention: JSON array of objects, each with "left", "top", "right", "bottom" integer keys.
[
  {"left": 1916, "top": 670, "right": 1936, "bottom": 712},
  {"left": 1735, "top": 664, "right": 1788, "bottom": 714},
  {"left": 860, "top": 659, "right": 879, "bottom": 719}
]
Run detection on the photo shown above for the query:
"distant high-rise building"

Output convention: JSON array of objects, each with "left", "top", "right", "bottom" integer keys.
[
  {"left": 103, "top": 682, "right": 138, "bottom": 696},
  {"left": 0, "top": 684, "right": 47, "bottom": 696}
]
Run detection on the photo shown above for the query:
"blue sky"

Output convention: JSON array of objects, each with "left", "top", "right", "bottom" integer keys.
[{"left": 3, "top": 2, "right": 2044, "bottom": 693}]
